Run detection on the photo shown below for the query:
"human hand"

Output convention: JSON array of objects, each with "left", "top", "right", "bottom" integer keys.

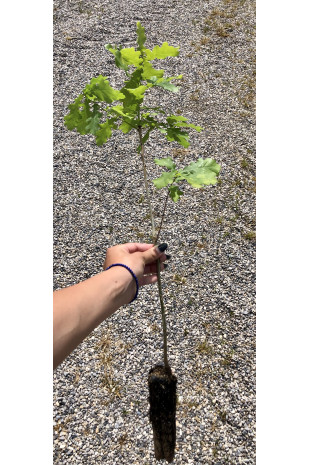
[{"left": 103, "top": 242, "right": 169, "bottom": 286}]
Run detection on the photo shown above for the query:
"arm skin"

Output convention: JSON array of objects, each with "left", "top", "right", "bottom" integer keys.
[{"left": 53, "top": 243, "right": 168, "bottom": 369}]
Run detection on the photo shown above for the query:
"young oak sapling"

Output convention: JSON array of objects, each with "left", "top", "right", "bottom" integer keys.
[{"left": 64, "top": 22, "right": 220, "bottom": 462}]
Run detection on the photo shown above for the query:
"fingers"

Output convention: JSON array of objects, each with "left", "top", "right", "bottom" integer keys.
[
  {"left": 142, "top": 243, "right": 168, "bottom": 265},
  {"left": 140, "top": 274, "right": 159, "bottom": 286},
  {"left": 144, "top": 261, "right": 167, "bottom": 275},
  {"left": 123, "top": 243, "right": 154, "bottom": 253}
]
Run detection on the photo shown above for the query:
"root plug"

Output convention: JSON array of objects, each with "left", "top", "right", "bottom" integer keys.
[{"left": 148, "top": 364, "right": 177, "bottom": 463}]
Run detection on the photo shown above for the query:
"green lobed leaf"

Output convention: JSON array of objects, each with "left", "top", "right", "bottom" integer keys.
[
  {"left": 147, "top": 76, "right": 181, "bottom": 92},
  {"left": 126, "top": 85, "right": 148, "bottom": 99},
  {"left": 145, "top": 42, "right": 180, "bottom": 60},
  {"left": 64, "top": 95, "right": 92, "bottom": 135},
  {"left": 121, "top": 85, "right": 148, "bottom": 111},
  {"left": 153, "top": 171, "right": 176, "bottom": 188},
  {"left": 154, "top": 157, "right": 176, "bottom": 170},
  {"left": 85, "top": 106, "right": 102, "bottom": 135},
  {"left": 176, "top": 122, "right": 203, "bottom": 131},
  {"left": 120, "top": 47, "right": 142, "bottom": 67},
  {"left": 136, "top": 22, "right": 146, "bottom": 50},
  {"left": 64, "top": 94, "right": 84, "bottom": 130},
  {"left": 140, "top": 115, "right": 164, "bottom": 131},
  {"left": 95, "top": 119, "right": 117, "bottom": 145},
  {"left": 105, "top": 44, "right": 130, "bottom": 72},
  {"left": 179, "top": 158, "right": 221, "bottom": 187},
  {"left": 119, "top": 120, "right": 133, "bottom": 134},
  {"left": 108, "top": 105, "right": 127, "bottom": 118},
  {"left": 166, "top": 127, "right": 190, "bottom": 148},
  {"left": 166, "top": 115, "right": 188, "bottom": 124},
  {"left": 151, "top": 78, "right": 180, "bottom": 92},
  {"left": 169, "top": 185, "right": 184, "bottom": 202},
  {"left": 84, "top": 75, "right": 125, "bottom": 103},
  {"left": 142, "top": 62, "right": 164, "bottom": 80},
  {"left": 105, "top": 44, "right": 116, "bottom": 54}
]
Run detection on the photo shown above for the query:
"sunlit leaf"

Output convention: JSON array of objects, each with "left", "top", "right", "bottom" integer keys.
[
  {"left": 146, "top": 42, "right": 180, "bottom": 60},
  {"left": 142, "top": 62, "right": 164, "bottom": 80},
  {"left": 179, "top": 158, "right": 221, "bottom": 187},
  {"left": 120, "top": 47, "right": 142, "bottom": 67},
  {"left": 176, "top": 122, "right": 203, "bottom": 131},
  {"left": 84, "top": 75, "right": 125, "bottom": 103},
  {"left": 153, "top": 171, "right": 176, "bottom": 188},
  {"left": 64, "top": 95, "right": 92, "bottom": 134},
  {"left": 166, "top": 115, "right": 188, "bottom": 124},
  {"left": 95, "top": 120, "right": 117, "bottom": 145},
  {"left": 154, "top": 157, "right": 176, "bottom": 170},
  {"left": 136, "top": 22, "right": 146, "bottom": 50},
  {"left": 119, "top": 120, "right": 133, "bottom": 134}
]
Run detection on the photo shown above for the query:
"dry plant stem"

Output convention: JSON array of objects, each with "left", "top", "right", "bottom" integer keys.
[{"left": 137, "top": 127, "right": 169, "bottom": 369}]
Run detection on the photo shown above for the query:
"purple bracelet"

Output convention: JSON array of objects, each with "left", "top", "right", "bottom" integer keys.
[{"left": 105, "top": 263, "right": 139, "bottom": 303}]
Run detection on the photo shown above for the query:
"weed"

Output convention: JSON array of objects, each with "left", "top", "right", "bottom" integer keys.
[
  {"left": 220, "top": 349, "right": 234, "bottom": 367},
  {"left": 151, "top": 322, "right": 160, "bottom": 333},
  {"left": 182, "top": 399, "right": 199, "bottom": 410},
  {"left": 241, "top": 158, "right": 249, "bottom": 169},
  {"left": 118, "top": 433, "right": 128, "bottom": 447},
  {"left": 197, "top": 339, "right": 214, "bottom": 355},
  {"left": 136, "top": 231, "right": 146, "bottom": 239},
  {"left": 244, "top": 230, "right": 256, "bottom": 241},
  {"left": 101, "top": 374, "right": 122, "bottom": 398},
  {"left": 173, "top": 273, "right": 186, "bottom": 284},
  {"left": 200, "top": 36, "right": 210, "bottom": 45},
  {"left": 96, "top": 332, "right": 122, "bottom": 399}
]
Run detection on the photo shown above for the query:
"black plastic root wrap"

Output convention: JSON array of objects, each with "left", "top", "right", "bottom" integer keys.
[{"left": 148, "top": 364, "right": 177, "bottom": 463}]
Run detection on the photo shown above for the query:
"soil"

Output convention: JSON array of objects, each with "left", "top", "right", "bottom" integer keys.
[{"left": 148, "top": 364, "right": 177, "bottom": 463}]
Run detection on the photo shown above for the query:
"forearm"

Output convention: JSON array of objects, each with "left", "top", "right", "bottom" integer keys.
[{"left": 53, "top": 267, "right": 135, "bottom": 369}]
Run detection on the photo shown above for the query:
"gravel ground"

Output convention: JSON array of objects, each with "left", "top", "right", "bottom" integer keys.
[{"left": 53, "top": 0, "right": 256, "bottom": 463}]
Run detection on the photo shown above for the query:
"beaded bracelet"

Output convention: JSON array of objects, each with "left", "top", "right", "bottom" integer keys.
[{"left": 105, "top": 263, "right": 139, "bottom": 303}]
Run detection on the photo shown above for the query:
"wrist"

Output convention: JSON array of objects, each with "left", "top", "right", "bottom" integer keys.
[{"left": 105, "top": 265, "right": 137, "bottom": 305}]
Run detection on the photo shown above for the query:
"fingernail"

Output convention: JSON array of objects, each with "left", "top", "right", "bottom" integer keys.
[
  {"left": 165, "top": 254, "right": 171, "bottom": 260},
  {"left": 158, "top": 243, "right": 168, "bottom": 252}
]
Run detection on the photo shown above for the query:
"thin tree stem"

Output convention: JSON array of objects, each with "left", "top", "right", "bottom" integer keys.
[
  {"left": 156, "top": 259, "right": 169, "bottom": 368},
  {"left": 137, "top": 127, "right": 156, "bottom": 241},
  {"left": 137, "top": 127, "right": 169, "bottom": 369},
  {"left": 154, "top": 187, "right": 170, "bottom": 245}
]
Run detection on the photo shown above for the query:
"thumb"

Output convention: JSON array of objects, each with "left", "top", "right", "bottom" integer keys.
[{"left": 143, "top": 243, "right": 168, "bottom": 265}]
